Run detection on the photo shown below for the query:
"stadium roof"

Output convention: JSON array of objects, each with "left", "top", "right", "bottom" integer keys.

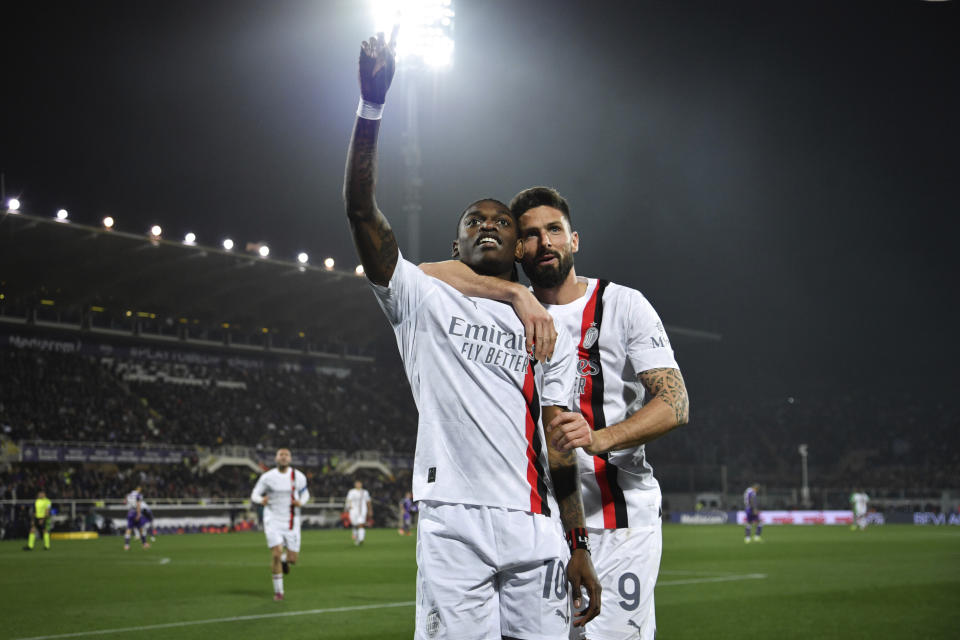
[{"left": 0, "top": 212, "right": 392, "bottom": 351}]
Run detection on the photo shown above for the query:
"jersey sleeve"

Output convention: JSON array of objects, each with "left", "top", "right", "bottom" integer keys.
[
  {"left": 623, "top": 289, "right": 679, "bottom": 374},
  {"left": 297, "top": 471, "right": 310, "bottom": 506},
  {"left": 368, "top": 252, "right": 435, "bottom": 326},
  {"left": 540, "top": 323, "right": 578, "bottom": 408},
  {"left": 250, "top": 474, "right": 267, "bottom": 503}
]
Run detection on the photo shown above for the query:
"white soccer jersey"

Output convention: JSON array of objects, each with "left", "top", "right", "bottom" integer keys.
[
  {"left": 544, "top": 277, "right": 679, "bottom": 529},
  {"left": 251, "top": 467, "right": 310, "bottom": 530},
  {"left": 371, "top": 255, "right": 578, "bottom": 516},
  {"left": 124, "top": 490, "right": 143, "bottom": 511},
  {"left": 853, "top": 492, "right": 869, "bottom": 514},
  {"left": 346, "top": 488, "right": 371, "bottom": 515}
]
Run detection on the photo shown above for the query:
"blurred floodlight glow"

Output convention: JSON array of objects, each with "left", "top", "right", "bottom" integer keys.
[
  {"left": 222, "top": 238, "right": 234, "bottom": 251},
  {"left": 258, "top": 245, "right": 270, "bottom": 258},
  {"left": 184, "top": 232, "right": 197, "bottom": 245},
  {"left": 297, "top": 252, "right": 309, "bottom": 264},
  {"left": 355, "top": 264, "right": 365, "bottom": 276},
  {"left": 7, "top": 198, "right": 20, "bottom": 212},
  {"left": 55, "top": 209, "right": 69, "bottom": 222},
  {"left": 102, "top": 216, "right": 115, "bottom": 229},
  {"left": 150, "top": 225, "right": 162, "bottom": 237},
  {"left": 323, "top": 257, "right": 335, "bottom": 270},
  {"left": 370, "top": 0, "right": 455, "bottom": 69}
]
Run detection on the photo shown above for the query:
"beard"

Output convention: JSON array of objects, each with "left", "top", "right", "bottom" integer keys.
[{"left": 522, "top": 250, "right": 574, "bottom": 289}]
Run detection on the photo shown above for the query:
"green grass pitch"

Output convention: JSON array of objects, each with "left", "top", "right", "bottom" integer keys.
[{"left": 2, "top": 525, "right": 958, "bottom": 639}]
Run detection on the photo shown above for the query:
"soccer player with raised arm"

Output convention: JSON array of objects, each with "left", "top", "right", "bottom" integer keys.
[
  {"left": 422, "top": 187, "right": 690, "bottom": 640},
  {"left": 123, "top": 486, "right": 150, "bottom": 551},
  {"left": 344, "top": 31, "right": 601, "bottom": 638},
  {"left": 250, "top": 448, "right": 310, "bottom": 601},
  {"left": 345, "top": 479, "right": 372, "bottom": 546},
  {"left": 23, "top": 490, "right": 52, "bottom": 551}
]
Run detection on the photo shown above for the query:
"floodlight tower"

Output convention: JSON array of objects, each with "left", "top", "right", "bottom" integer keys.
[{"left": 370, "top": 0, "right": 454, "bottom": 262}]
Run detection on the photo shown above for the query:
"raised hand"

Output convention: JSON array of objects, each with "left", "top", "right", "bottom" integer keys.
[
  {"left": 513, "top": 288, "right": 557, "bottom": 362},
  {"left": 359, "top": 26, "right": 398, "bottom": 104}
]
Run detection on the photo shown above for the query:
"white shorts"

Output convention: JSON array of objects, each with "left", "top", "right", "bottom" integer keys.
[
  {"left": 415, "top": 501, "right": 570, "bottom": 640},
  {"left": 350, "top": 509, "right": 368, "bottom": 527},
  {"left": 264, "top": 523, "right": 301, "bottom": 553},
  {"left": 571, "top": 515, "right": 662, "bottom": 639}
]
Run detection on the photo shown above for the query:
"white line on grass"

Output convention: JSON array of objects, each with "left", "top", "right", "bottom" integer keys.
[
  {"left": 659, "top": 572, "right": 767, "bottom": 586},
  {"left": 14, "top": 601, "right": 416, "bottom": 640},
  {"left": 158, "top": 557, "right": 170, "bottom": 565}
]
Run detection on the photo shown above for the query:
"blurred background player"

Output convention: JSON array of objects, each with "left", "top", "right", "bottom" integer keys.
[
  {"left": 123, "top": 485, "right": 150, "bottom": 550},
  {"left": 139, "top": 498, "right": 157, "bottom": 543},
  {"left": 250, "top": 448, "right": 310, "bottom": 601},
  {"left": 345, "top": 479, "right": 372, "bottom": 546},
  {"left": 850, "top": 489, "right": 870, "bottom": 531},
  {"left": 23, "top": 490, "right": 52, "bottom": 551},
  {"left": 744, "top": 484, "right": 762, "bottom": 543},
  {"left": 398, "top": 490, "right": 417, "bottom": 536}
]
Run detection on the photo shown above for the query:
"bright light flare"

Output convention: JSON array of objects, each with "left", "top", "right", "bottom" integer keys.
[
  {"left": 323, "top": 257, "right": 335, "bottom": 270},
  {"left": 150, "top": 225, "right": 162, "bottom": 237},
  {"left": 102, "top": 216, "right": 115, "bottom": 229},
  {"left": 184, "top": 232, "right": 197, "bottom": 245},
  {"left": 222, "top": 238, "right": 234, "bottom": 251},
  {"left": 370, "top": 0, "right": 455, "bottom": 69},
  {"left": 6, "top": 198, "right": 20, "bottom": 212},
  {"left": 258, "top": 245, "right": 270, "bottom": 258},
  {"left": 297, "top": 252, "right": 309, "bottom": 264},
  {"left": 355, "top": 264, "right": 365, "bottom": 276},
  {"left": 55, "top": 209, "right": 69, "bottom": 222}
]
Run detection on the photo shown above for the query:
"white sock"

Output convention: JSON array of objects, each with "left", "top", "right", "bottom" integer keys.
[
  {"left": 272, "top": 574, "right": 283, "bottom": 594},
  {"left": 352, "top": 527, "right": 358, "bottom": 539},
  {"left": 281, "top": 551, "right": 287, "bottom": 563},
  {"left": 358, "top": 528, "right": 366, "bottom": 543}
]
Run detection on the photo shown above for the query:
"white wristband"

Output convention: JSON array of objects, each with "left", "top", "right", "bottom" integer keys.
[{"left": 357, "top": 98, "right": 384, "bottom": 120}]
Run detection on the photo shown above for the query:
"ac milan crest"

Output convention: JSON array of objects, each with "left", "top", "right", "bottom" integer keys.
[{"left": 583, "top": 323, "right": 599, "bottom": 349}]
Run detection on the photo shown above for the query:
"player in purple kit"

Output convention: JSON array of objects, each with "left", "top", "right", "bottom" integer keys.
[
  {"left": 744, "top": 484, "right": 762, "bottom": 543},
  {"left": 123, "top": 486, "right": 150, "bottom": 550},
  {"left": 398, "top": 491, "right": 417, "bottom": 536}
]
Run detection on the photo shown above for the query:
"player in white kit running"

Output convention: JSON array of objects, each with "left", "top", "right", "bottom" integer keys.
[
  {"left": 250, "top": 448, "right": 310, "bottom": 601},
  {"left": 344, "top": 31, "right": 601, "bottom": 638},
  {"left": 345, "top": 479, "right": 372, "bottom": 545},
  {"left": 426, "top": 187, "right": 690, "bottom": 640}
]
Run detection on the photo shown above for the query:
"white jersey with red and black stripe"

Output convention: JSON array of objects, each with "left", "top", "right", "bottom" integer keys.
[
  {"left": 251, "top": 467, "right": 310, "bottom": 530},
  {"left": 371, "top": 255, "right": 577, "bottom": 516},
  {"left": 544, "top": 277, "right": 679, "bottom": 529}
]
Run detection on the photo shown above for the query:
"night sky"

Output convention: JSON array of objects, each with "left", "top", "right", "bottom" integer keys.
[{"left": 2, "top": 1, "right": 957, "bottom": 400}]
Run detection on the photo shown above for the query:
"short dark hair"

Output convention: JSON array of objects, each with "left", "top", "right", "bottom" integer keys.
[
  {"left": 456, "top": 197, "right": 513, "bottom": 234},
  {"left": 509, "top": 186, "right": 571, "bottom": 222}
]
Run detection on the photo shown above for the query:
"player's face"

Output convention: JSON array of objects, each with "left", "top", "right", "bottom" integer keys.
[
  {"left": 518, "top": 206, "right": 578, "bottom": 288},
  {"left": 453, "top": 201, "right": 523, "bottom": 276},
  {"left": 275, "top": 449, "right": 291, "bottom": 467}
]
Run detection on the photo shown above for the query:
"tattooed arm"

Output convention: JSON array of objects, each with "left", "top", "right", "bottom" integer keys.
[
  {"left": 542, "top": 405, "right": 601, "bottom": 625},
  {"left": 343, "top": 30, "right": 399, "bottom": 286},
  {"left": 551, "top": 367, "right": 689, "bottom": 455}
]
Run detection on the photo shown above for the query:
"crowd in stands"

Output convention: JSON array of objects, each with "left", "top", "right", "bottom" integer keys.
[
  {"left": 2, "top": 342, "right": 959, "bottom": 495},
  {"left": 0, "top": 346, "right": 418, "bottom": 453}
]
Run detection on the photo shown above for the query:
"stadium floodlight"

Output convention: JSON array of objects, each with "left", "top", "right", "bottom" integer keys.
[
  {"left": 6, "top": 198, "right": 21, "bottom": 213},
  {"left": 102, "top": 216, "right": 115, "bottom": 229},
  {"left": 222, "top": 238, "right": 234, "bottom": 251},
  {"left": 150, "top": 225, "right": 162, "bottom": 238},
  {"left": 323, "top": 257, "right": 335, "bottom": 270},
  {"left": 55, "top": 209, "right": 69, "bottom": 222},
  {"left": 369, "top": 0, "right": 455, "bottom": 69},
  {"left": 184, "top": 232, "right": 197, "bottom": 245},
  {"left": 355, "top": 264, "right": 365, "bottom": 276},
  {"left": 297, "top": 252, "right": 309, "bottom": 264},
  {"left": 258, "top": 245, "right": 270, "bottom": 258}
]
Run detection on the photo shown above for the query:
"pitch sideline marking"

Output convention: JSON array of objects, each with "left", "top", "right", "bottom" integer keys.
[
  {"left": 13, "top": 601, "right": 416, "bottom": 640},
  {"left": 659, "top": 572, "right": 767, "bottom": 586},
  {"left": 158, "top": 557, "right": 170, "bottom": 565}
]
